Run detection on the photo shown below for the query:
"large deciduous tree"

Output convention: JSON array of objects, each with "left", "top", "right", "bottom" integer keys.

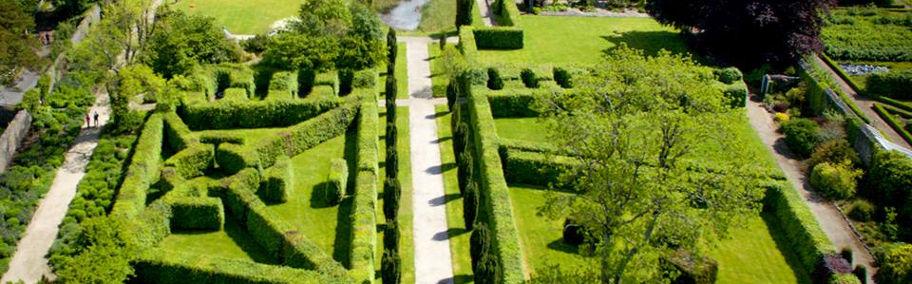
[
  {"left": 646, "top": 0, "right": 834, "bottom": 67},
  {"left": 0, "top": 0, "right": 39, "bottom": 85},
  {"left": 538, "top": 47, "right": 764, "bottom": 282},
  {"left": 143, "top": 8, "right": 241, "bottom": 78}
]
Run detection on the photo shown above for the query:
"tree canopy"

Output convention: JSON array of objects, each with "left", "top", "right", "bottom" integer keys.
[
  {"left": 539, "top": 46, "right": 765, "bottom": 282},
  {"left": 646, "top": 0, "right": 835, "bottom": 67},
  {"left": 0, "top": 0, "right": 39, "bottom": 85},
  {"left": 143, "top": 8, "right": 241, "bottom": 78},
  {"left": 261, "top": 0, "right": 383, "bottom": 72}
]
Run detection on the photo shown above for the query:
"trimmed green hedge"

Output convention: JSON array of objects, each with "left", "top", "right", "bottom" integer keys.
[
  {"left": 868, "top": 69, "right": 912, "bottom": 100},
  {"left": 163, "top": 112, "right": 198, "bottom": 151},
  {"left": 802, "top": 61, "right": 872, "bottom": 123},
  {"left": 199, "top": 133, "right": 245, "bottom": 145},
  {"left": 500, "top": 149, "right": 577, "bottom": 188},
  {"left": 762, "top": 181, "right": 837, "bottom": 273},
  {"left": 250, "top": 102, "right": 359, "bottom": 168},
  {"left": 179, "top": 97, "right": 343, "bottom": 130},
  {"left": 723, "top": 83, "right": 748, "bottom": 108},
  {"left": 135, "top": 249, "right": 346, "bottom": 283},
  {"left": 111, "top": 114, "right": 164, "bottom": 219},
  {"left": 463, "top": 85, "right": 528, "bottom": 282},
  {"left": 329, "top": 158, "right": 348, "bottom": 205},
  {"left": 192, "top": 64, "right": 256, "bottom": 99},
  {"left": 164, "top": 144, "right": 214, "bottom": 179},
  {"left": 491, "top": 0, "right": 521, "bottom": 26},
  {"left": 458, "top": 27, "right": 479, "bottom": 61},
  {"left": 473, "top": 28, "right": 524, "bottom": 50},
  {"left": 877, "top": 96, "right": 912, "bottom": 113},
  {"left": 483, "top": 88, "right": 554, "bottom": 118},
  {"left": 259, "top": 155, "right": 293, "bottom": 203},
  {"left": 819, "top": 54, "right": 863, "bottom": 94},
  {"left": 349, "top": 95, "right": 379, "bottom": 283},
  {"left": 873, "top": 103, "right": 912, "bottom": 146},
  {"left": 215, "top": 143, "right": 258, "bottom": 174},
  {"left": 168, "top": 197, "right": 224, "bottom": 231}
]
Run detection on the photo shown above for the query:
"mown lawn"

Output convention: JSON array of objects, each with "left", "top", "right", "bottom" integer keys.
[
  {"left": 708, "top": 213, "right": 810, "bottom": 284},
  {"left": 508, "top": 185, "right": 596, "bottom": 276},
  {"left": 493, "top": 117, "right": 552, "bottom": 144},
  {"left": 436, "top": 105, "right": 474, "bottom": 283},
  {"left": 265, "top": 133, "right": 350, "bottom": 264},
  {"left": 173, "top": 0, "right": 302, "bottom": 34},
  {"left": 376, "top": 107, "right": 415, "bottom": 283},
  {"left": 159, "top": 217, "right": 275, "bottom": 264},
  {"left": 477, "top": 16, "right": 686, "bottom": 65}
]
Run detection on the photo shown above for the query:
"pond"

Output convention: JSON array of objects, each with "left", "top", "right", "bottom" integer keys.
[{"left": 380, "top": 0, "right": 430, "bottom": 30}]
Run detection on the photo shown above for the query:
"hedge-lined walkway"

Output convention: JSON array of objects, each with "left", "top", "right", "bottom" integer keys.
[
  {"left": 0, "top": 91, "right": 110, "bottom": 284},
  {"left": 400, "top": 36, "right": 457, "bottom": 284},
  {"left": 812, "top": 55, "right": 912, "bottom": 150},
  {"left": 746, "top": 96, "right": 875, "bottom": 283}
]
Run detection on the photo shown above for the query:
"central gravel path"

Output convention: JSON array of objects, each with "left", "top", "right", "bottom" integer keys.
[
  {"left": 400, "top": 36, "right": 456, "bottom": 284},
  {"left": 476, "top": 0, "right": 494, "bottom": 26},
  {"left": 1, "top": 91, "right": 110, "bottom": 284},
  {"left": 746, "top": 97, "right": 875, "bottom": 283}
]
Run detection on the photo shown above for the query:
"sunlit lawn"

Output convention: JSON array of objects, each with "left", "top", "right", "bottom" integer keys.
[
  {"left": 708, "top": 213, "right": 809, "bottom": 284},
  {"left": 477, "top": 16, "right": 686, "bottom": 65},
  {"left": 158, "top": 217, "right": 275, "bottom": 264},
  {"left": 376, "top": 107, "right": 415, "bottom": 283},
  {"left": 436, "top": 105, "right": 474, "bottom": 283},
  {"left": 493, "top": 117, "right": 552, "bottom": 144},
  {"left": 173, "top": 0, "right": 302, "bottom": 34}
]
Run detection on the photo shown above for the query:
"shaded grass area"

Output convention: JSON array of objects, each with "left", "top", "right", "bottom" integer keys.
[
  {"left": 493, "top": 117, "right": 552, "bottom": 144},
  {"left": 376, "top": 107, "right": 415, "bottom": 283},
  {"left": 435, "top": 105, "right": 475, "bottom": 283},
  {"left": 265, "top": 133, "right": 351, "bottom": 264},
  {"left": 159, "top": 217, "right": 275, "bottom": 264},
  {"left": 507, "top": 185, "right": 596, "bottom": 276},
  {"left": 477, "top": 16, "right": 685, "bottom": 65},
  {"left": 417, "top": 0, "right": 456, "bottom": 33},
  {"left": 428, "top": 43, "right": 449, "bottom": 98},
  {"left": 173, "top": 0, "right": 302, "bottom": 34},
  {"left": 707, "top": 212, "right": 810, "bottom": 284},
  {"left": 381, "top": 44, "right": 410, "bottom": 99}
]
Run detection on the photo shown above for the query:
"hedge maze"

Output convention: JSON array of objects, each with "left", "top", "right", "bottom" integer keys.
[{"left": 104, "top": 64, "right": 382, "bottom": 283}]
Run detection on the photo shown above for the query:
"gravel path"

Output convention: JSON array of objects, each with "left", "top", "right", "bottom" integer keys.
[
  {"left": 400, "top": 36, "right": 456, "bottom": 284},
  {"left": 746, "top": 97, "right": 875, "bottom": 283},
  {"left": 476, "top": 0, "right": 494, "bottom": 26},
  {"left": 0, "top": 91, "right": 111, "bottom": 284},
  {"left": 813, "top": 55, "right": 912, "bottom": 150}
]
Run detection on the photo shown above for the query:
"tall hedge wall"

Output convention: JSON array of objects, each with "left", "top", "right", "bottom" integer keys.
[
  {"left": 111, "top": 114, "right": 164, "bottom": 219},
  {"left": 259, "top": 155, "right": 293, "bottom": 204},
  {"left": 135, "top": 250, "right": 345, "bottom": 283},
  {"left": 168, "top": 197, "right": 224, "bottom": 231},
  {"left": 179, "top": 97, "right": 345, "bottom": 130},
  {"left": 491, "top": 0, "right": 521, "bottom": 26},
  {"left": 500, "top": 149, "right": 577, "bottom": 188},
  {"left": 473, "top": 28, "right": 524, "bottom": 50},
  {"left": 215, "top": 143, "right": 259, "bottom": 174},
  {"left": 762, "top": 181, "right": 837, "bottom": 273},
  {"left": 483, "top": 88, "right": 554, "bottom": 118},
  {"left": 464, "top": 85, "right": 528, "bottom": 282},
  {"left": 250, "top": 102, "right": 359, "bottom": 168},
  {"left": 349, "top": 95, "right": 380, "bottom": 283},
  {"left": 163, "top": 112, "right": 198, "bottom": 151},
  {"left": 458, "top": 27, "right": 479, "bottom": 61},
  {"left": 164, "top": 143, "right": 214, "bottom": 179}
]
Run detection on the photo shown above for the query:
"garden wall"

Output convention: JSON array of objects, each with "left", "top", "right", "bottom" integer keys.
[{"left": 0, "top": 111, "right": 31, "bottom": 174}]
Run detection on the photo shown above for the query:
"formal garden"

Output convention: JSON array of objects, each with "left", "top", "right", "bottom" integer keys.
[{"left": 3, "top": 0, "right": 912, "bottom": 282}]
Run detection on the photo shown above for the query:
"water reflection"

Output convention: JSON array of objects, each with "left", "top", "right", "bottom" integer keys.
[{"left": 380, "top": 0, "right": 430, "bottom": 30}]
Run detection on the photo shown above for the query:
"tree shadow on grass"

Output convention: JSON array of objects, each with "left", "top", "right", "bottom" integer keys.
[
  {"left": 762, "top": 211, "right": 814, "bottom": 284},
  {"left": 546, "top": 238, "right": 580, "bottom": 255},
  {"left": 601, "top": 30, "right": 688, "bottom": 58},
  {"left": 333, "top": 195, "right": 354, "bottom": 268}
]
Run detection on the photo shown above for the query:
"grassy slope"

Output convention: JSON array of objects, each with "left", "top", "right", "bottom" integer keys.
[
  {"left": 173, "top": 0, "right": 302, "bottom": 34},
  {"left": 477, "top": 16, "right": 685, "bottom": 66},
  {"left": 493, "top": 117, "right": 552, "bottom": 144},
  {"left": 266, "top": 134, "right": 349, "bottom": 264},
  {"left": 435, "top": 105, "right": 475, "bottom": 283},
  {"left": 377, "top": 107, "right": 414, "bottom": 283}
]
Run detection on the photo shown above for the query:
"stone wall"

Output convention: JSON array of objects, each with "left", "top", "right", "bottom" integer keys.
[{"left": 0, "top": 111, "right": 32, "bottom": 174}]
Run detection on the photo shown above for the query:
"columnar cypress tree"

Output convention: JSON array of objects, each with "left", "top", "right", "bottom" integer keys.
[
  {"left": 471, "top": 223, "right": 500, "bottom": 284},
  {"left": 455, "top": 0, "right": 474, "bottom": 28},
  {"left": 463, "top": 180, "right": 479, "bottom": 230},
  {"left": 387, "top": 28, "right": 397, "bottom": 75},
  {"left": 386, "top": 124, "right": 399, "bottom": 179},
  {"left": 383, "top": 178, "right": 401, "bottom": 219},
  {"left": 384, "top": 218, "right": 400, "bottom": 250},
  {"left": 381, "top": 248, "right": 401, "bottom": 284}
]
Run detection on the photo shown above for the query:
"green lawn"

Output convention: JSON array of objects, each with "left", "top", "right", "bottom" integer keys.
[
  {"left": 708, "top": 213, "right": 810, "bottom": 284},
  {"left": 265, "top": 133, "right": 350, "bottom": 264},
  {"left": 508, "top": 185, "right": 596, "bottom": 276},
  {"left": 173, "top": 0, "right": 302, "bottom": 34},
  {"left": 397, "top": 44, "right": 409, "bottom": 99},
  {"left": 377, "top": 107, "right": 414, "bottom": 283},
  {"left": 418, "top": 0, "right": 456, "bottom": 33},
  {"left": 436, "top": 105, "right": 474, "bottom": 283},
  {"left": 493, "top": 117, "right": 552, "bottom": 144},
  {"left": 477, "top": 16, "right": 686, "bottom": 65},
  {"left": 158, "top": 217, "right": 274, "bottom": 264},
  {"left": 428, "top": 43, "right": 449, "bottom": 98}
]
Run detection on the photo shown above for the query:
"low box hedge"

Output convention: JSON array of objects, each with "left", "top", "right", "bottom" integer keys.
[
  {"left": 458, "top": 27, "right": 479, "bottom": 61},
  {"left": 169, "top": 197, "right": 224, "bottom": 231},
  {"left": 199, "top": 133, "right": 245, "bottom": 145},
  {"left": 500, "top": 149, "right": 577, "bottom": 188},
  {"left": 328, "top": 158, "right": 348, "bottom": 205},
  {"left": 473, "top": 28, "right": 524, "bottom": 50},
  {"left": 215, "top": 143, "right": 259, "bottom": 174},
  {"left": 259, "top": 155, "right": 293, "bottom": 203},
  {"left": 179, "top": 97, "right": 343, "bottom": 130},
  {"left": 867, "top": 69, "right": 912, "bottom": 100},
  {"left": 483, "top": 88, "right": 555, "bottom": 118},
  {"left": 251, "top": 101, "right": 359, "bottom": 168}
]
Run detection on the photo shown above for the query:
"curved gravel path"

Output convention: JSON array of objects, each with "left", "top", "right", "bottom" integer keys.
[{"left": 746, "top": 97, "right": 875, "bottom": 284}]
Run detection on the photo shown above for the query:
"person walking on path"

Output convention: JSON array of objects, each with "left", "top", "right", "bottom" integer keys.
[
  {"left": 92, "top": 112, "right": 99, "bottom": 127},
  {"left": 84, "top": 113, "right": 90, "bottom": 128}
]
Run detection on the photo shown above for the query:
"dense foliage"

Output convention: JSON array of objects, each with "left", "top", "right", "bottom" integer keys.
[
  {"left": 538, "top": 47, "right": 763, "bottom": 282},
  {"left": 646, "top": 0, "right": 835, "bottom": 67},
  {"left": 809, "top": 161, "right": 861, "bottom": 200},
  {"left": 867, "top": 69, "right": 912, "bottom": 100},
  {"left": 822, "top": 8, "right": 912, "bottom": 62},
  {"left": 143, "top": 8, "right": 241, "bottom": 78},
  {"left": 0, "top": 0, "right": 40, "bottom": 85},
  {"left": 781, "top": 118, "right": 822, "bottom": 158},
  {"left": 874, "top": 243, "right": 912, "bottom": 284}
]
